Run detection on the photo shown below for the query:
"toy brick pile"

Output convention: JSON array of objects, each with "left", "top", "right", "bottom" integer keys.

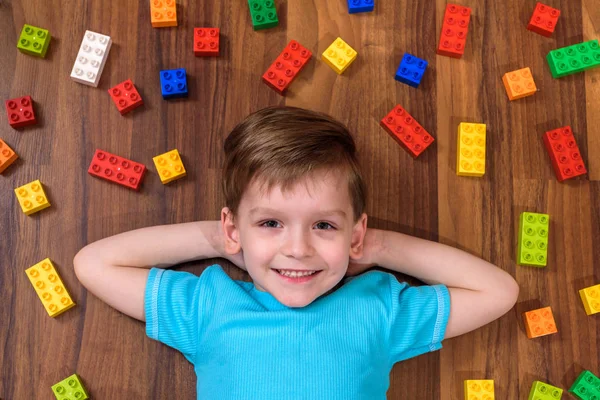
[{"left": 3, "top": 1, "right": 600, "bottom": 399}]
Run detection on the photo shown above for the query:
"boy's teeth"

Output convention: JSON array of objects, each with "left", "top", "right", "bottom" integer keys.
[{"left": 277, "top": 269, "right": 316, "bottom": 278}]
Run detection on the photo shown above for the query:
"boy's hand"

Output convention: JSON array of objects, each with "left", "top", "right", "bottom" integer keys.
[{"left": 346, "top": 228, "right": 382, "bottom": 276}]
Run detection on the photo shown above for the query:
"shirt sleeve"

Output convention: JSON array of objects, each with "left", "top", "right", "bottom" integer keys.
[
  {"left": 387, "top": 277, "right": 451, "bottom": 364},
  {"left": 144, "top": 268, "right": 205, "bottom": 364}
]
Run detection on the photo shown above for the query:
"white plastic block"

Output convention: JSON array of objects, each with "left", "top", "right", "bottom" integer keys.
[{"left": 70, "top": 30, "right": 112, "bottom": 87}]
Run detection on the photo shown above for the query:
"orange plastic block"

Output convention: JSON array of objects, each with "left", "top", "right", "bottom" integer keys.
[
  {"left": 153, "top": 149, "right": 186, "bottom": 184},
  {"left": 25, "top": 258, "right": 75, "bottom": 317},
  {"left": 14, "top": 179, "right": 50, "bottom": 215},
  {"left": 523, "top": 307, "right": 557, "bottom": 338},
  {"left": 150, "top": 0, "right": 177, "bottom": 27},
  {"left": 579, "top": 284, "right": 600, "bottom": 315},
  {"left": 502, "top": 67, "right": 537, "bottom": 100},
  {"left": 464, "top": 380, "right": 495, "bottom": 400},
  {"left": 0, "top": 139, "right": 18, "bottom": 174}
]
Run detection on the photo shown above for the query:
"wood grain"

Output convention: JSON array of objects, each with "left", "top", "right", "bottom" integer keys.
[{"left": 0, "top": 0, "right": 598, "bottom": 398}]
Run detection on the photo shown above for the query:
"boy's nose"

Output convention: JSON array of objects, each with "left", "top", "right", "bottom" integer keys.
[{"left": 281, "top": 229, "right": 314, "bottom": 259}]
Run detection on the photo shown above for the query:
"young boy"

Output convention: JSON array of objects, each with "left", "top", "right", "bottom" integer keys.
[{"left": 74, "top": 106, "right": 519, "bottom": 399}]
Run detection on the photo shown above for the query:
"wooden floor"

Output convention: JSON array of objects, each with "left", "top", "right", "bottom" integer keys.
[{"left": 1, "top": 0, "right": 599, "bottom": 398}]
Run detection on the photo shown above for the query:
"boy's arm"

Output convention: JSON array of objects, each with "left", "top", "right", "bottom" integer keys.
[
  {"left": 73, "top": 221, "right": 231, "bottom": 321},
  {"left": 363, "top": 229, "right": 519, "bottom": 339}
]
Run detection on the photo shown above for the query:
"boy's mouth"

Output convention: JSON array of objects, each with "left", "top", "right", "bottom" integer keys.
[{"left": 275, "top": 269, "right": 319, "bottom": 278}]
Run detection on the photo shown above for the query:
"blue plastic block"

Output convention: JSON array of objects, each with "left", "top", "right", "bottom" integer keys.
[
  {"left": 347, "top": 0, "right": 374, "bottom": 13},
  {"left": 160, "top": 68, "right": 188, "bottom": 99},
  {"left": 395, "top": 53, "right": 428, "bottom": 88}
]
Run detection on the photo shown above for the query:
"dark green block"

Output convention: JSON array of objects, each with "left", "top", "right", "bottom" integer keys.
[
  {"left": 569, "top": 370, "right": 600, "bottom": 400},
  {"left": 547, "top": 40, "right": 600, "bottom": 78},
  {"left": 248, "top": 0, "right": 278, "bottom": 30},
  {"left": 17, "top": 24, "right": 51, "bottom": 58}
]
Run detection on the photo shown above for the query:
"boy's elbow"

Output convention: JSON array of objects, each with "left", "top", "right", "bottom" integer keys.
[
  {"left": 73, "top": 246, "right": 95, "bottom": 287},
  {"left": 501, "top": 274, "right": 520, "bottom": 312}
]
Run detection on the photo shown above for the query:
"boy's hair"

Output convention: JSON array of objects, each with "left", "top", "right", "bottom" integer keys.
[{"left": 222, "top": 106, "right": 366, "bottom": 222}]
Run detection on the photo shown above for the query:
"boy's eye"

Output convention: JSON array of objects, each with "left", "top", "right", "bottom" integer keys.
[
  {"left": 315, "top": 222, "right": 335, "bottom": 230},
  {"left": 260, "top": 220, "right": 280, "bottom": 228}
]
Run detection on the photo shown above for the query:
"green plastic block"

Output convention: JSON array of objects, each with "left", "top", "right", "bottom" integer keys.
[
  {"left": 51, "top": 374, "right": 89, "bottom": 400},
  {"left": 528, "top": 380, "right": 563, "bottom": 400},
  {"left": 248, "top": 0, "right": 278, "bottom": 30},
  {"left": 17, "top": 24, "right": 51, "bottom": 58},
  {"left": 517, "top": 212, "right": 549, "bottom": 267},
  {"left": 547, "top": 40, "right": 600, "bottom": 78},
  {"left": 569, "top": 370, "right": 600, "bottom": 400}
]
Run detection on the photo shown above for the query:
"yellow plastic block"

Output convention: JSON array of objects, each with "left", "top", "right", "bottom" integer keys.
[
  {"left": 0, "top": 139, "right": 18, "bottom": 174},
  {"left": 502, "top": 67, "right": 537, "bottom": 100},
  {"left": 14, "top": 179, "right": 50, "bottom": 215},
  {"left": 150, "top": 0, "right": 177, "bottom": 27},
  {"left": 579, "top": 284, "right": 600, "bottom": 315},
  {"left": 25, "top": 258, "right": 75, "bottom": 317},
  {"left": 153, "top": 149, "right": 186, "bottom": 184},
  {"left": 457, "top": 123, "right": 486, "bottom": 177},
  {"left": 321, "top": 37, "right": 357, "bottom": 74},
  {"left": 464, "top": 380, "right": 495, "bottom": 400}
]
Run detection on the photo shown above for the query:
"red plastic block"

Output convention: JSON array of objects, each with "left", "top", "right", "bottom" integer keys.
[
  {"left": 437, "top": 4, "right": 471, "bottom": 59},
  {"left": 380, "top": 105, "right": 434, "bottom": 158},
  {"left": 543, "top": 126, "right": 587, "bottom": 182},
  {"left": 5, "top": 96, "right": 37, "bottom": 128},
  {"left": 108, "top": 80, "right": 144, "bottom": 115},
  {"left": 88, "top": 149, "right": 146, "bottom": 190},
  {"left": 194, "top": 28, "right": 220, "bottom": 56},
  {"left": 262, "top": 40, "right": 312, "bottom": 95},
  {"left": 527, "top": 2, "right": 560, "bottom": 37}
]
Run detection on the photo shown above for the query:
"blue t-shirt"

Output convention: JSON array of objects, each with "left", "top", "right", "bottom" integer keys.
[{"left": 144, "top": 265, "right": 450, "bottom": 400}]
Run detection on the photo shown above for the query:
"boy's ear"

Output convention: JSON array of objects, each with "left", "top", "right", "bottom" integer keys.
[
  {"left": 349, "top": 213, "right": 368, "bottom": 259},
  {"left": 221, "top": 207, "right": 242, "bottom": 254}
]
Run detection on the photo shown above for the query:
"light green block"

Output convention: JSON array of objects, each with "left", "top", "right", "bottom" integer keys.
[
  {"left": 51, "top": 374, "right": 89, "bottom": 400},
  {"left": 517, "top": 212, "right": 549, "bottom": 267},
  {"left": 528, "top": 380, "right": 563, "bottom": 400},
  {"left": 17, "top": 24, "right": 51, "bottom": 58}
]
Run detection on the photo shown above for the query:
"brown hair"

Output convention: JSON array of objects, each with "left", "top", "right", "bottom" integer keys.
[{"left": 222, "top": 106, "right": 366, "bottom": 222}]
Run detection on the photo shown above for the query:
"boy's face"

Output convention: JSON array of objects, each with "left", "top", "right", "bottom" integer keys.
[{"left": 222, "top": 169, "right": 367, "bottom": 308}]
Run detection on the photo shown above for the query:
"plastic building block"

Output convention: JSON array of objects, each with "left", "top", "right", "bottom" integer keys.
[
  {"left": 150, "top": 0, "right": 177, "bottom": 27},
  {"left": 51, "top": 373, "right": 88, "bottom": 400},
  {"left": 88, "top": 149, "right": 146, "bottom": 191},
  {"left": 502, "top": 67, "right": 537, "bottom": 100},
  {"left": 108, "top": 79, "right": 143, "bottom": 115},
  {"left": 437, "top": 4, "right": 471, "bottom": 58},
  {"left": 347, "top": 0, "right": 374, "bottom": 13},
  {"left": 395, "top": 53, "right": 428, "bottom": 88},
  {"left": 14, "top": 179, "right": 51, "bottom": 215},
  {"left": 322, "top": 37, "right": 357, "bottom": 74},
  {"left": 25, "top": 258, "right": 75, "bottom": 318},
  {"left": 464, "top": 380, "right": 495, "bottom": 400},
  {"left": 528, "top": 3, "right": 560, "bottom": 37},
  {"left": 528, "top": 381, "right": 563, "bottom": 400},
  {"left": 457, "top": 123, "right": 486, "bottom": 177},
  {"left": 579, "top": 284, "right": 600, "bottom": 316},
  {"left": 248, "top": 0, "right": 278, "bottom": 30},
  {"left": 0, "top": 139, "right": 18, "bottom": 174},
  {"left": 70, "top": 30, "right": 112, "bottom": 87},
  {"left": 262, "top": 40, "right": 312, "bottom": 95},
  {"left": 17, "top": 24, "right": 51, "bottom": 58},
  {"left": 380, "top": 105, "right": 434, "bottom": 158},
  {"left": 543, "top": 126, "right": 587, "bottom": 182},
  {"left": 5, "top": 96, "right": 37, "bottom": 129},
  {"left": 153, "top": 149, "right": 186, "bottom": 184},
  {"left": 523, "top": 306, "right": 557, "bottom": 339},
  {"left": 160, "top": 68, "right": 188, "bottom": 99},
  {"left": 569, "top": 370, "right": 600, "bottom": 400},
  {"left": 547, "top": 40, "right": 600, "bottom": 79},
  {"left": 517, "top": 212, "right": 549, "bottom": 267},
  {"left": 194, "top": 28, "right": 220, "bottom": 57}
]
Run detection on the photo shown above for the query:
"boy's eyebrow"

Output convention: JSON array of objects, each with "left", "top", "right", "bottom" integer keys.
[{"left": 249, "top": 207, "right": 347, "bottom": 218}]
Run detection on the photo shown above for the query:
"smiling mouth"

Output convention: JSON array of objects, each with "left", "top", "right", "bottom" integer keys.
[{"left": 275, "top": 269, "right": 320, "bottom": 278}]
